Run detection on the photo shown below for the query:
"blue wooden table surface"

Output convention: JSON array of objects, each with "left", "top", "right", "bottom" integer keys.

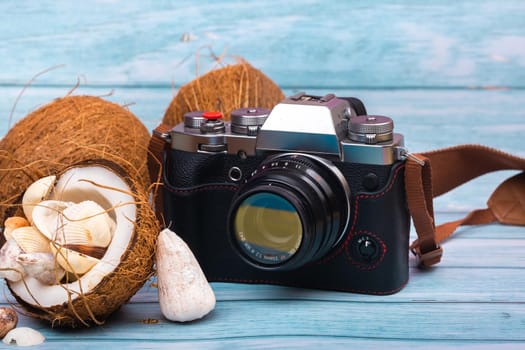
[{"left": 0, "top": 1, "right": 524, "bottom": 349}]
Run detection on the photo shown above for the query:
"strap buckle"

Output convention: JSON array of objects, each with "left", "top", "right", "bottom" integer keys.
[{"left": 411, "top": 243, "right": 443, "bottom": 268}]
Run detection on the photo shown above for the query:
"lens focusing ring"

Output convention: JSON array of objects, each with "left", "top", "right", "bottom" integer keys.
[{"left": 229, "top": 153, "right": 351, "bottom": 271}]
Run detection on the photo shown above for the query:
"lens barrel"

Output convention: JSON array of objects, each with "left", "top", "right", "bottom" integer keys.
[{"left": 228, "top": 153, "right": 351, "bottom": 270}]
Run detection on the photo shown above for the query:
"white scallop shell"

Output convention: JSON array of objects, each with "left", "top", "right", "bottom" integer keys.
[
  {"left": 2, "top": 327, "right": 45, "bottom": 346},
  {"left": 50, "top": 242, "right": 100, "bottom": 275},
  {"left": 22, "top": 175, "right": 56, "bottom": 224},
  {"left": 11, "top": 226, "right": 50, "bottom": 253},
  {"left": 3, "top": 216, "right": 30, "bottom": 241},
  {"left": 59, "top": 200, "right": 114, "bottom": 248},
  {"left": 54, "top": 221, "right": 93, "bottom": 246},
  {"left": 31, "top": 200, "right": 72, "bottom": 240}
]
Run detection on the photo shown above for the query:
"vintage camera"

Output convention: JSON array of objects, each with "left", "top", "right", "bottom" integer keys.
[{"left": 159, "top": 92, "right": 411, "bottom": 294}]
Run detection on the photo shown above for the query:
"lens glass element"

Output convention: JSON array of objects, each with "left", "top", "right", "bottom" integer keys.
[{"left": 234, "top": 192, "right": 302, "bottom": 265}]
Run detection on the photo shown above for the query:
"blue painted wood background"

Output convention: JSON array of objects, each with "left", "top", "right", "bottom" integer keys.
[{"left": 0, "top": 1, "right": 524, "bottom": 348}]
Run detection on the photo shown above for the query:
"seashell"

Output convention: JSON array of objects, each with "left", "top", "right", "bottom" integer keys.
[
  {"left": 2, "top": 327, "right": 45, "bottom": 346},
  {"left": 0, "top": 240, "right": 25, "bottom": 282},
  {"left": 31, "top": 200, "right": 72, "bottom": 240},
  {"left": 50, "top": 242, "right": 100, "bottom": 275},
  {"left": 54, "top": 221, "right": 95, "bottom": 247},
  {"left": 157, "top": 228, "right": 216, "bottom": 322},
  {"left": 3, "top": 216, "right": 30, "bottom": 241},
  {"left": 22, "top": 175, "right": 56, "bottom": 224},
  {"left": 10, "top": 226, "right": 50, "bottom": 253},
  {"left": 58, "top": 200, "right": 114, "bottom": 248},
  {"left": 17, "top": 252, "right": 65, "bottom": 285},
  {"left": 0, "top": 307, "right": 18, "bottom": 338}
]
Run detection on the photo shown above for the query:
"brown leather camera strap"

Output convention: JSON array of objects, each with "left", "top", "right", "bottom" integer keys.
[
  {"left": 405, "top": 145, "right": 525, "bottom": 268},
  {"left": 148, "top": 123, "right": 172, "bottom": 225}
]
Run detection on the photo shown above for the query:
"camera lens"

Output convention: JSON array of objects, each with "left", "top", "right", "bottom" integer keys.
[
  {"left": 229, "top": 153, "right": 351, "bottom": 270},
  {"left": 233, "top": 192, "right": 303, "bottom": 265}
]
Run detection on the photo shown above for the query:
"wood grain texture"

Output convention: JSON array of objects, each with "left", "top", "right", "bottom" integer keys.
[
  {"left": 0, "top": 1, "right": 524, "bottom": 88},
  {"left": 0, "top": 0, "right": 524, "bottom": 349}
]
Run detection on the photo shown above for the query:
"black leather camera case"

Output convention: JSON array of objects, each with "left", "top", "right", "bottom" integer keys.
[{"left": 162, "top": 149, "right": 410, "bottom": 295}]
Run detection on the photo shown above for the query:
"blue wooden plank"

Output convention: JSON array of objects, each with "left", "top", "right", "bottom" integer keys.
[
  {"left": 2, "top": 338, "right": 524, "bottom": 350},
  {"left": 129, "top": 267, "right": 525, "bottom": 305},
  {"left": 0, "top": 1, "right": 524, "bottom": 88},
  {"left": 2, "top": 299, "right": 523, "bottom": 342}
]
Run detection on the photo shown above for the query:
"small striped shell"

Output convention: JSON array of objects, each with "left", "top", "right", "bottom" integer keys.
[
  {"left": 10, "top": 226, "right": 50, "bottom": 253},
  {"left": 58, "top": 200, "right": 114, "bottom": 248},
  {"left": 54, "top": 221, "right": 93, "bottom": 247},
  {"left": 3, "top": 216, "right": 30, "bottom": 241}
]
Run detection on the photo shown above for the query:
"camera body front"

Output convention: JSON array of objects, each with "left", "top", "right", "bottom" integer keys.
[{"left": 160, "top": 93, "right": 411, "bottom": 294}]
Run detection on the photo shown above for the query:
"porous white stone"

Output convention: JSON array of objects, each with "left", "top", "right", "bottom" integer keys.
[{"left": 156, "top": 228, "right": 216, "bottom": 322}]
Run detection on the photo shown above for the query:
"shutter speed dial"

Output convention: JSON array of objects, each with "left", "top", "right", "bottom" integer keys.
[{"left": 348, "top": 115, "right": 394, "bottom": 144}]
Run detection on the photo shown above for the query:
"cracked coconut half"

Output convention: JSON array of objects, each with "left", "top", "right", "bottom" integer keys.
[{"left": 0, "top": 95, "right": 158, "bottom": 327}]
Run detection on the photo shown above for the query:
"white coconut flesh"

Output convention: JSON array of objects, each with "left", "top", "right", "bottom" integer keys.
[{"left": 8, "top": 165, "right": 136, "bottom": 308}]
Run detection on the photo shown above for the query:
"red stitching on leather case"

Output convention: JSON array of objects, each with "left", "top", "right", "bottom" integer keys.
[{"left": 319, "top": 164, "right": 405, "bottom": 264}]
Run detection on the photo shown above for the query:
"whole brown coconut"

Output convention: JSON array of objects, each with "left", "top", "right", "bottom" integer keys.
[
  {"left": 0, "top": 96, "right": 158, "bottom": 327},
  {"left": 163, "top": 60, "right": 284, "bottom": 126}
]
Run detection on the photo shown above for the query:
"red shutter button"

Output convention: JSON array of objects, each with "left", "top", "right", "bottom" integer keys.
[{"left": 203, "top": 111, "right": 223, "bottom": 120}]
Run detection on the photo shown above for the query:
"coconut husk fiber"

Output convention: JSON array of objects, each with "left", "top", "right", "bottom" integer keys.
[
  {"left": 163, "top": 60, "right": 285, "bottom": 126},
  {"left": 0, "top": 95, "right": 159, "bottom": 327},
  {"left": 0, "top": 95, "right": 151, "bottom": 231}
]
